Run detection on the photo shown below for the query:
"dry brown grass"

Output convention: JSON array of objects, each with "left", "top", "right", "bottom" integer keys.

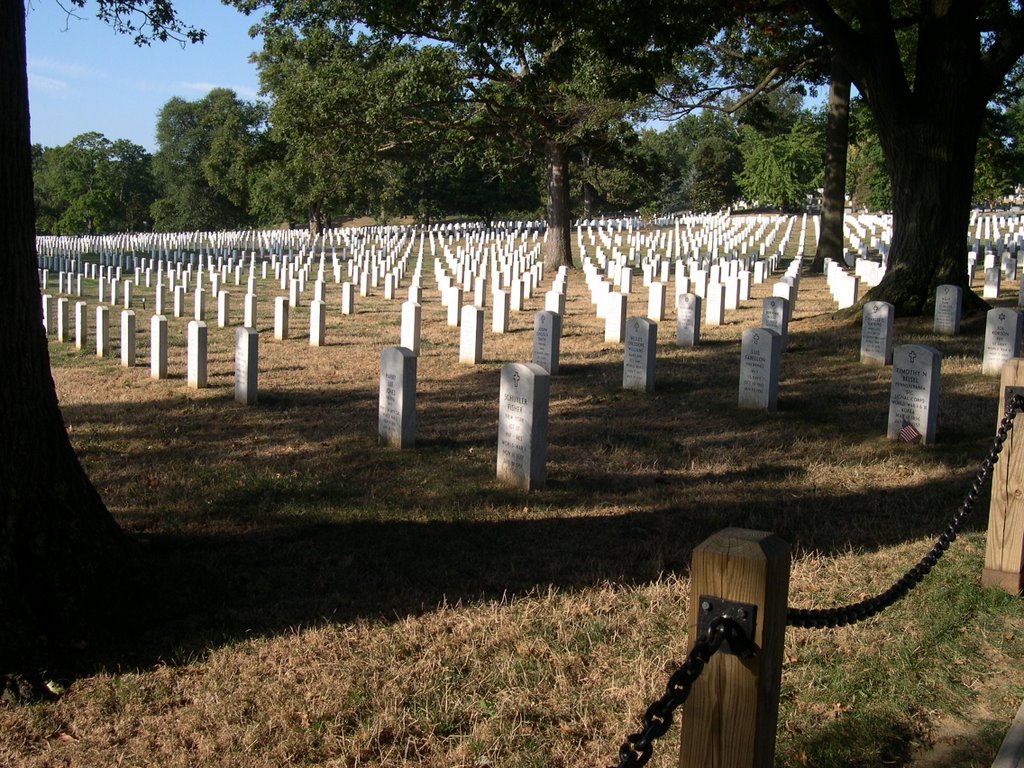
[{"left": 4, "top": 226, "right": 1024, "bottom": 767}]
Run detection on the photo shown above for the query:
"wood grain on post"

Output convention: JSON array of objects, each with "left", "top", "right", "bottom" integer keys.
[
  {"left": 679, "top": 528, "right": 790, "bottom": 768},
  {"left": 983, "top": 358, "right": 1024, "bottom": 595}
]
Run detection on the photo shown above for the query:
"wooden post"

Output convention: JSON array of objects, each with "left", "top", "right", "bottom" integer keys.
[
  {"left": 983, "top": 358, "right": 1024, "bottom": 595},
  {"left": 679, "top": 528, "right": 790, "bottom": 768}
]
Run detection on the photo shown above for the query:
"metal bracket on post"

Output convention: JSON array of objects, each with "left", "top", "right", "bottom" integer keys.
[{"left": 696, "top": 596, "right": 758, "bottom": 657}]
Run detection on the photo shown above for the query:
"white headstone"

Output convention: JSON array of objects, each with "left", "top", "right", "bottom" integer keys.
[
  {"left": 497, "top": 362, "right": 550, "bottom": 491},
  {"left": 194, "top": 288, "right": 206, "bottom": 322},
  {"left": 675, "top": 293, "right": 701, "bottom": 347},
  {"left": 234, "top": 327, "right": 259, "bottom": 405},
  {"left": 341, "top": 282, "right": 355, "bottom": 315},
  {"left": 623, "top": 317, "right": 657, "bottom": 394},
  {"left": 604, "top": 291, "right": 627, "bottom": 344},
  {"left": 95, "top": 305, "right": 109, "bottom": 358},
  {"left": 761, "top": 297, "right": 789, "bottom": 352},
  {"left": 532, "top": 310, "right": 562, "bottom": 375},
  {"left": 217, "top": 290, "right": 230, "bottom": 328},
  {"left": 244, "top": 293, "right": 257, "bottom": 329},
  {"left": 378, "top": 346, "right": 417, "bottom": 449},
  {"left": 187, "top": 320, "right": 208, "bottom": 389},
  {"left": 984, "top": 267, "right": 1001, "bottom": 299},
  {"left": 982, "top": 308, "right": 1024, "bottom": 376},
  {"left": 400, "top": 301, "right": 422, "bottom": 356},
  {"left": 446, "top": 286, "right": 463, "bottom": 327},
  {"left": 120, "top": 310, "right": 135, "bottom": 367},
  {"left": 150, "top": 314, "right": 168, "bottom": 380},
  {"left": 493, "top": 290, "right": 510, "bottom": 333},
  {"left": 41, "top": 294, "right": 52, "bottom": 335},
  {"left": 705, "top": 282, "right": 725, "bottom": 326},
  {"left": 309, "top": 299, "right": 326, "bottom": 347},
  {"left": 74, "top": 300, "right": 87, "bottom": 351},
  {"left": 933, "top": 284, "right": 962, "bottom": 335},
  {"left": 887, "top": 344, "right": 942, "bottom": 444},
  {"left": 860, "top": 300, "right": 895, "bottom": 366},
  {"left": 738, "top": 328, "right": 782, "bottom": 411},
  {"left": 459, "top": 305, "right": 484, "bottom": 364},
  {"left": 57, "top": 297, "right": 69, "bottom": 342},
  {"left": 274, "top": 295, "right": 289, "bottom": 340}
]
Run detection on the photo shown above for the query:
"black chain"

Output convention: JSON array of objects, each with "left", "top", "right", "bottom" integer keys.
[
  {"left": 614, "top": 618, "right": 756, "bottom": 767},
  {"left": 786, "top": 393, "right": 1024, "bottom": 629}
]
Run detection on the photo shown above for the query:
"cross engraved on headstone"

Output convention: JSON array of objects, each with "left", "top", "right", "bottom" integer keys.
[{"left": 908, "top": 350, "right": 917, "bottom": 363}]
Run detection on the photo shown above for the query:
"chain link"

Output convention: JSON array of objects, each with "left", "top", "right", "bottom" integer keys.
[
  {"left": 786, "top": 393, "right": 1024, "bottom": 629},
  {"left": 613, "top": 619, "right": 738, "bottom": 768}
]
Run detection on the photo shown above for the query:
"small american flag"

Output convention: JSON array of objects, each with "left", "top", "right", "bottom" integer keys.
[{"left": 898, "top": 422, "right": 922, "bottom": 443}]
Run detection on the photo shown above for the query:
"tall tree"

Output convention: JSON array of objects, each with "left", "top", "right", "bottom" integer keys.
[
  {"left": 33, "top": 133, "right": 157, "bottom": 234},
  {"left": 737, "top": 109, "right": 823, "bottom": 211},
  {"left": 239, "top": 0, "right": 724, "bottom": 269},
  {"left": 252, "top": 23, "right": 467, "bottom": 232},
  {"left": 151, "top": 88, "right": 265, "bottom": 231},
  {"left": 1, "top": 0, "right": 202, "bottom": 688},
  {"left": 796, "top": 0, "right": 1024, "bottom": 313}
]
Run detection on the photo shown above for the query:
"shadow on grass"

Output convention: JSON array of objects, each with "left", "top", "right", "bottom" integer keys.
[{"left": 53, "top": 307, "right": 1007, "bottom": 680}]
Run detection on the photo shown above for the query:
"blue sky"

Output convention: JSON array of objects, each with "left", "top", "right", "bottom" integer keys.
[{"left": 26, "top": 0, "right": 264, "bottom": 152}]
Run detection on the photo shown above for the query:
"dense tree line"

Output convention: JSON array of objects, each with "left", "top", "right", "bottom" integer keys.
[{"left": 34, "top": 82, "right": 1024, "bottom": 239}]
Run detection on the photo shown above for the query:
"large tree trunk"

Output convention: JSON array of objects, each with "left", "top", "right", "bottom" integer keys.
[
  {"left": 1, "top": 0, "right": 128, "bottom": 688},
  {"left": 543, "top": 140, "right": 573, "bottom": 270},
  {"left": 811, "top": 56, "right": 850, "bottom": 274},
  {"left": 865, "top": 111, "right": 983, "bottom": 314},
  {"left": 862, "top": 89, "right": 985, "bottom": 314},
  {"left": 804, "top": 0, "right": 998, "bottom": 316},
  {"left": 308, "top": 202, "right": 323, "bottom": 238}
]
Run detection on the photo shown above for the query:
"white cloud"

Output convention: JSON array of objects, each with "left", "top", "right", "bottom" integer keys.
[
  {"left": 28, "top": 56, "right": 95, "bottom": 78},
  {"left": 28, "top": 73, "right": 69, "bottom": 93}
]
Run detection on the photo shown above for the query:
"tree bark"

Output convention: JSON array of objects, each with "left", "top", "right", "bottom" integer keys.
[
  {"left": 543, "top": 140, "right": 574, "bottom": 270},
  {"left": 308, "top": 202, "right": 324, "bottom": 237},
  {"left": 1, "top": 0, "right": 128, "bottom": 686},
  {"left": 811, "top": 56, "right": 850, "bottom": 274}
]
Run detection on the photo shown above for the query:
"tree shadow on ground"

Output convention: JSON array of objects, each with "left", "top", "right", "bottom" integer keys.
[{"left": 51, "top": 299, "right": 1010, "bottom": 679}]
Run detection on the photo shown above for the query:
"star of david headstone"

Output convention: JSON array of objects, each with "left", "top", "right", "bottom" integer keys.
[{"left": 999, "top": 312, "right": 1007, "bottom": 322}]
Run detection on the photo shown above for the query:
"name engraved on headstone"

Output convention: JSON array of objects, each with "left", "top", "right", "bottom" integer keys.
[
  {"left": 532, "top": 311, "right": 561, "bottom": 375},
  {"left": 623, "top": 317, "right": 656, "bottom": 393},
  {"left": 675, "top": 292, "right": 701, "bottom": 347},
  {"left": 378, "top": 346, "right": 416, "bottom": 449},
  {"left": 933, "top": 285, "right": 962, "bottom": 335},
  {"left": 496, "top": 363, "right": 549, "bottom": 491},
  {"left": 738, "top": 328, "right": 781, "bottom": 411},
  {"left": 887, "top": 344, "right": 942, "bottom": 444},
  {"left": 860, "top": 300, "right": 894, "bottom": 365},
  {"left": 983, "top": 308, "right": 1024, "bottom": 376}
]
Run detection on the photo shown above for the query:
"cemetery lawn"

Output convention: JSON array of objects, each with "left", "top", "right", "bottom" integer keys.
[{"left": 4, "top": 246, "right": 1024, "bottom": 767}]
